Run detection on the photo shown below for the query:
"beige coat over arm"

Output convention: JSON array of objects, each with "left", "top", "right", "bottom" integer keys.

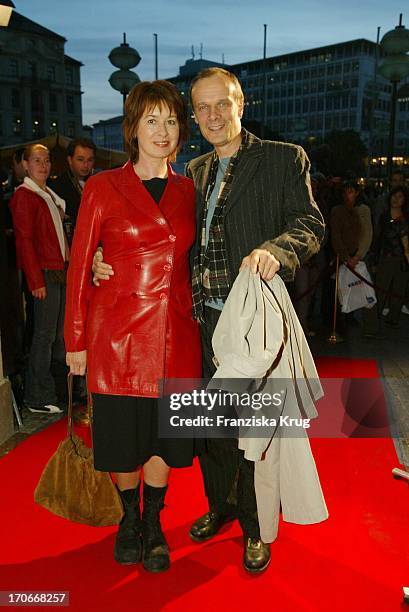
[{"left": 208, "top": 268, "right": 328, "bottom": 543}]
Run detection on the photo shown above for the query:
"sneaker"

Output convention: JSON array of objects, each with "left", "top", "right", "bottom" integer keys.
[
  {"left": 402, "top": 305, "right": 409, "bottom": 315},
  {"left": 26, "top": 404, "right": 63, "bottom": 414}
]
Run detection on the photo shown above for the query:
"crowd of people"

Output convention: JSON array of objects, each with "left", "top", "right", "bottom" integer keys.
[
  {"left": 0, "top": 68, "right": 408, "bottom": 575},
  {"left": 291, "top": 169, "right": 409, "bottom": 337}
]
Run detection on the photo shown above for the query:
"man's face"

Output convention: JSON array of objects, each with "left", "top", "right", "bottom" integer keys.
[
  {"left": 67, "top": 146, "right": 95, "bottom": 180},
  {"left": 191, "top": 75, "right": 243, "bottom": 155},
  {"left": 391, "top": 172, "right": 405, "bottom": 189}
]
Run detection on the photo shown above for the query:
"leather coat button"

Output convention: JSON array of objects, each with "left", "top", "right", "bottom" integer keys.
[
  {"left": 135, "top": 263, "right": 141, "bottom": 269},
  {"left": 131, "top": 292, "right": 138, "bottom": 298},
  {"left": 159, "top": 293, "right": 167, "bottom": 300},
  {"left": 169, "top": 234, "right": 176, "bottom": 242},
  {"left": 163, "top": 264, "right": 172, "bottom": 271}
]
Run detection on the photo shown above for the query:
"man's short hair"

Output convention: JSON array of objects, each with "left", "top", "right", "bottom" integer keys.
[
  {"left": 67, "top": 138, "right": 96, "bottom": 158},
  {"left": 189, "top": 67, "right": 244, "bottom": 107}
]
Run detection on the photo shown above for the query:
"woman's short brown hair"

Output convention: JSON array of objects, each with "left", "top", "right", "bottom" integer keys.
[{"left": 123, "top": 80, "right": 189, "bottom": 163}]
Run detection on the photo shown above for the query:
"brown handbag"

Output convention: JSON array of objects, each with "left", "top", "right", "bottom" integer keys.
[{"left": 34, "top": 374, "right": 123, "bottom": 526}]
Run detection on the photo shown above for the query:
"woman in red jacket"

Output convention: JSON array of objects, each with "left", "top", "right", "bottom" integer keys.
[
  {"left": 64, "top": 81, "right": 201, "bottom": 573},
  {"left": 10, "top": 144, "right": 68, "bottom": 414}
]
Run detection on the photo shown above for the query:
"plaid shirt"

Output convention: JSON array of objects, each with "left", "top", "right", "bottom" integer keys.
[{"left": 191, "top": 129, "right": 257, "bottom": 319}]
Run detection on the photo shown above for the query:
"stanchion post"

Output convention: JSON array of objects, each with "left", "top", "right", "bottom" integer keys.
[{"left": 327, "top": 255, "right": 344, "bottom": 344}]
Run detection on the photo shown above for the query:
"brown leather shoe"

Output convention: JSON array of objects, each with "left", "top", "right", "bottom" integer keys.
[
  {"left": 243, "top": 537, "right": 271, "bottom": 573},
  {"left": 189, "top": 511, "right": 236, "bottom": 542}
]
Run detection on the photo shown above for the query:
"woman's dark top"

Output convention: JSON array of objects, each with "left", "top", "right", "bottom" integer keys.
[{"left": 142, "top": 177, "right": 168, "bottom": 204}]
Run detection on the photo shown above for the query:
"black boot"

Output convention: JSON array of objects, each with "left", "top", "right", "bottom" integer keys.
[
  {"left": 142, "top": 483, "right": 170, "bottom": 573},
  {"left": 114, "top": 485, "right": 142, "bottom": 565}
]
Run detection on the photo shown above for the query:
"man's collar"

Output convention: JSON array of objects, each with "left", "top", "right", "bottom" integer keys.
[{"left": 214, "top": 128, "right": 261, "bottom": 161}]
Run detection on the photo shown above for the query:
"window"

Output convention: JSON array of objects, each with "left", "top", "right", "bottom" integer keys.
[
  {"left": 49, "top": 93, "right": 58, "bottom": 113},
  {"left": 31, "top": 90, "right": 41, "bottom": 112},
  {"left": 65, "top": 66, "right": 74, "bottom": 85},
  {"left": 66, "top": 94, "right": 74, "bottom": 114},
  {"left": 47, "top": 65, "right": 56, "bottom": 82},
  {"left": 32, "top": 119, "right": 40, "bottom": 136},
  {"left": 13, "top": 116, "right": 22, "bottom": 134},
  {"left": 0, "top": 114, "right": 2, "bottom": 136},
  {"left": 28, "top": 61, "right": 37, "bottom": 78},
  {"left": 50, "top": 120, "right": 58, "bottom": 134},
  {"left": 9, "top": 59, "right": 18, "bottom": 77},
  {"left": 67, "top": 121, "right": 75, "bottom": 137},
  {"left": 11, "top": 89, "right": 20, "bottom": 108}
]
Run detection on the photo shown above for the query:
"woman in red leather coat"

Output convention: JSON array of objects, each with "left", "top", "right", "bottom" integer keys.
[{"left": 64, "top": 81, "right": 201, "bottom": 572}]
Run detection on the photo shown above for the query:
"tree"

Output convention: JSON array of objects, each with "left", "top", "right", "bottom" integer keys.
[{"left": 318, "top": 130, "right": 368, "bottom": 177}]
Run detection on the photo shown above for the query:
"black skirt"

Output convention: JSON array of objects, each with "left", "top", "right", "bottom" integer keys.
[{"left": 91, "top": 393, "right": 204, "bottom": 472}]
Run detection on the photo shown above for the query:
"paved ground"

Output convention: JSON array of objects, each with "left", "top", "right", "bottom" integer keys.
[
  {"left": 1, "top": 309, "right": 409, "bottom": 467},
  {"left": 309, "top": 309, "right": 409, "bottom": 467}
]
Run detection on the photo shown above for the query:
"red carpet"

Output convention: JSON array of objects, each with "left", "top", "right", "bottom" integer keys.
[{"left": 0, "top": 358, "right": 408, "bottom": 611}]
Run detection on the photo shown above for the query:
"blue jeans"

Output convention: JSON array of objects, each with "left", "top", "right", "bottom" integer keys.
[{"left": 24, "top": 271, "right": 66, "bottom": 406}]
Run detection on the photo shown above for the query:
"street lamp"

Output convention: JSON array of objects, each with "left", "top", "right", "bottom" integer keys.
[
  {"left": 378, "top": 14, "right": 409, "bottom": 180},
  {"left": 0, "top": 0, "right": 15, "bottom": 26},
  {"left": 108, "top": 33, "right": 141, "bottom": 113}
]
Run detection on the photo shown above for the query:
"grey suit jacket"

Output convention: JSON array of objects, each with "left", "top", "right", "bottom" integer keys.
[{"left": 186, "top": 131, "right": 325, "bottom": 283}]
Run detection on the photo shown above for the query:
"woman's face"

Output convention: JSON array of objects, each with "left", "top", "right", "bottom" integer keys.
[
  {"left": 135, "top": 104, "right": 179, "bottom": 163},
  {"left": 390, "top": 190, "right": 405, "bottom": 209},
  {"left": 343, "top": 187, "right": 358, "bottom": 206},
  {"left": 23, "top": 148, "right": 51, "bottom": 186}
]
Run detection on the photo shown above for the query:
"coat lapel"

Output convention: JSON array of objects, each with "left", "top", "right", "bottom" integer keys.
[
  {"left": 116, "top": 160, "right": 184, "bottom": 232},
  {"left": 223, "top": 144, "right": 263, "bottom": 215}
]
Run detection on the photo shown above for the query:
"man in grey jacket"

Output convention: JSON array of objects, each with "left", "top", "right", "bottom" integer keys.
[{"left": 93, "top": 67, "right": 324, "bottom": 573}]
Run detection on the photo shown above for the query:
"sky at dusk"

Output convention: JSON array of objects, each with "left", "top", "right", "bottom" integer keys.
[{"left": 15, "top": 0, "right": 408, "bottom": 125}]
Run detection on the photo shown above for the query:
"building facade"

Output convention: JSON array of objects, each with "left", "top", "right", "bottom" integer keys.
[
  {"left": 92, "top": 115, "right": 124, "bottom": 152},
  {"left": 168, "top": 39, "right": 409, "bottom": 170},
  {"left": 90, "top": 39, "right": 409, "bottom": 174},
  {"left": 0, "top": 11, "right": 83, "bottom": 146}
]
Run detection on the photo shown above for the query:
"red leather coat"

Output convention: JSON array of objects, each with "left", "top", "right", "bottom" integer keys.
[
  {"left": 64, "top": 161, "right": 201, "bottom": 397},
  {"left": 9, "top": 186, "right": 65, "bottom": 291}
]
